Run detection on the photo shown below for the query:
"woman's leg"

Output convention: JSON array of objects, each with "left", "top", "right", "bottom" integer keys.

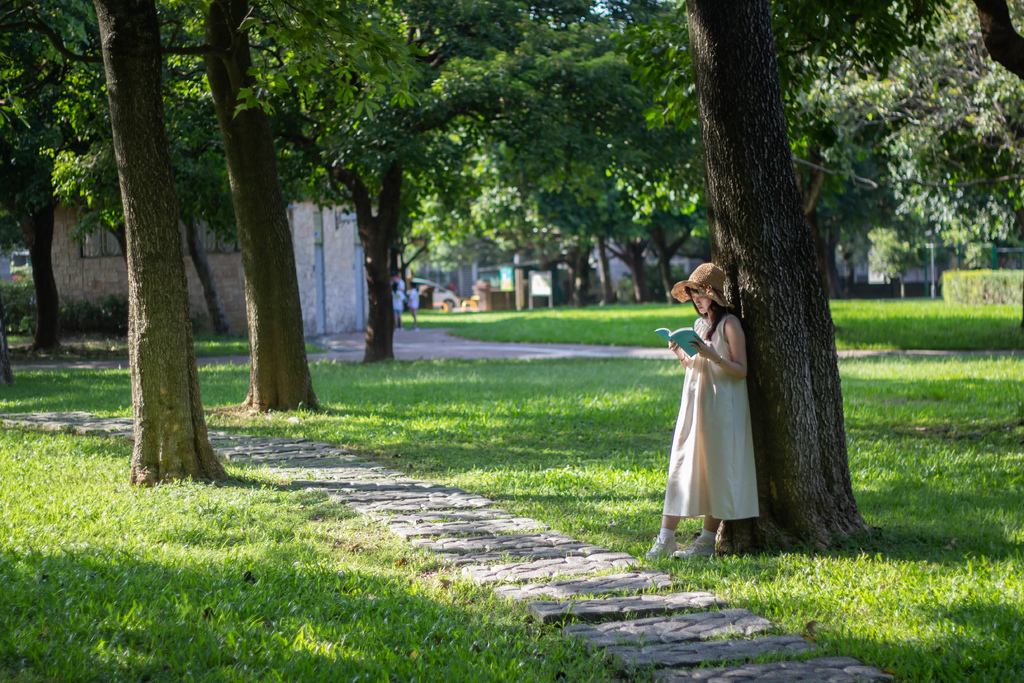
[
  {"left": 661, "top": 515, "right": 681, "bottom": 531},
  {"left": 703, "top": 515, "right": 720, "bottom": 533}
]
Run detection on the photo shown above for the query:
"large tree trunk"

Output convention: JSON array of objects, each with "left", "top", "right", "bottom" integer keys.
[
  {"left": 93, "top": 0, "right": 226, "bottom": 485},
  {"left": 596, "top": 236, "right": 615, "bottom": 305},
  {"left": 19, "top": 204, "right": 59, "bottom": 350},
  {"left": 649, "top": 227, "right": 689, "bottom": 304},
  {"left": 184, "top": 218, "right": 231, "bottom": 335},
  {"left": 686, "top": 0, "right": 864, "bottom": 550},
  {"left": 0, "top": 289, "right": 13, "bottom": 386},
  {"left": 566, "top": 241, "right": 592, "bottom": 308},
  {"left": 332, "top": 162, "right": 402, "bottom": 362},
  {"left": 204, "top": 0, "right": 318, "bottom": 410}
]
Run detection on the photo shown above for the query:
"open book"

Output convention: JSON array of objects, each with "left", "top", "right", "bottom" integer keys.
[{"left": 654, "top": 327, "right": 703, "bottom": 357}]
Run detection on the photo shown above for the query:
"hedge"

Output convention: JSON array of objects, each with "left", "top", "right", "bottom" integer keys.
[
  {"left": 0, "top": 279, "right": 36, "bottom": 334},
  {"left": 943, "top": 269, "right": 1023, "bottom": 305},
  {"left": 1, "top": 280, "right": 128, "bottom": 336}
]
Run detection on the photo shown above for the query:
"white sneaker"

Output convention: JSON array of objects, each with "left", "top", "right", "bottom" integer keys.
[
  {"left": 673, "top": 535, "right": 716, "bottom": 558},
  {"left": 644, "top": 536, "right": 677, "bottom": 560}
]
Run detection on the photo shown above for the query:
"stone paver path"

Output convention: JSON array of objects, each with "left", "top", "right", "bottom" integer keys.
[{"left": 1, "top": 411, "right": 893, "bottom": 682}]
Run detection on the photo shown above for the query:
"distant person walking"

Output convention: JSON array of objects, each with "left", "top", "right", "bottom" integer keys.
[
  {"left": 391, "top": 273, "right": 405, "bottom": 331},
  {"left": 406, "top": 282, "right": 420, "bottom": 330},
  {"left": 646, "top": 263, "right": 758, "bottom": 559}
]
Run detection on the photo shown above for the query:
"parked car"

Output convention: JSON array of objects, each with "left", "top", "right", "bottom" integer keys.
[{"left": 411, "top": 278, "right": 460, "bottom": 312}]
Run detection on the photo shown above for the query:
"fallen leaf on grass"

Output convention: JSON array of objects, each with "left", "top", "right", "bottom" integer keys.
[
  {"left": 802, "top": 635, "right": 817, "bottom": 643},
  {"left": 394, "top": 558, "right": 407, "bottom": 566},
  {"left": 437, "top": 579, "right": 452, "bottom": 589},
  {"left": 945, "top": 538, "right": 958, "bottom": 549}
]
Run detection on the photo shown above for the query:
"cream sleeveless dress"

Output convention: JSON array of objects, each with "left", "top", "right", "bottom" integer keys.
[{"left": 662, "top": 313, "right": 759, "bottom": 520}]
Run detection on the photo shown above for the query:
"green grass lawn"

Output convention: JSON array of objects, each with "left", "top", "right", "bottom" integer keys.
[
  {"left": 6, "top": 333, "right": 323, "bottom": 362},
  {"left": 415, "top": 299, "right": 1024, "bottom": 351},
  {"left": 2, "top": 356, "right": 1022, "bottom": 680}
]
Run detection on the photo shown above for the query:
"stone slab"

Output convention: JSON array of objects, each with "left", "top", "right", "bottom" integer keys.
[
  {"left": 329, "top": 489, "right": 490, "bottom": 507},
  {"left": 371, "top": 509, "right": 515, "bottom": 524},
  {"left": 493, "top": 571, "right": 672, "bottom": 601},
  {"left": 564, "top": 609, "right": 772, "bottom": 649},
  {"left": 412, "top": 531, "right": 574, "bottom": 551},
  {"left": 439, "top": 544, "right": 620, "bottom": 566},
  {"left": 346, "top": 493, "right": 493, "bottom": 513},
  {"left": 394, "top": 518, "right": 548, "bottom": 540},
  {"left": 652, "top": 656, "right": 892, "bottom": 682},
  {"left": 297, "top": 479, "right": 446, "bottom": 491},
  {"left": 528, "top": 592, "right": 727, "bottom": 624},
  {"left": 464, "top": 553, "right": 637, "bottom": 583},
  {"left": 258, "top": 464, "right": 403, "bottom": 479},
  {"left": 607, "top": 635, "right": 815, "bottom": 671}
]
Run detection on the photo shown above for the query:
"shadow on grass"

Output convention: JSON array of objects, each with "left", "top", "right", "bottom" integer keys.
[{"left": 0, "top": 543, "right": 589, "bottom": 682}]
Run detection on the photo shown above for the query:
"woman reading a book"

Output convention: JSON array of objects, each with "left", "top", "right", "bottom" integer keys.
[{"left": 646, "top": 262, "right": 759, "bottom": 559}]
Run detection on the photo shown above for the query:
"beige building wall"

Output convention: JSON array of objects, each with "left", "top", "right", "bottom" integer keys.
[
  {"left": 287, "top": 203, "right": 364, "bottom": 335},
  {"left": 52, "top": 203, "right": 364, "bottom": 335}
]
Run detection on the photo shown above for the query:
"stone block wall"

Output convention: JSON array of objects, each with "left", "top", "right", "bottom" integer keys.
[
  {"left": 51, "top": 204, "right": 365, "bottom": 335},
  {"left": 287, "top": 203, "right": 364, "bottom": 335}
]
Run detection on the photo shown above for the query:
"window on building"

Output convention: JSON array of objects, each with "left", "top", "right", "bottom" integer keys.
[{"left": 79, "top": 230, "right": 122, "bottom": 258}]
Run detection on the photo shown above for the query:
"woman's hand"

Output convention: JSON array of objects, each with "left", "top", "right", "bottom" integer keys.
[
  {"left": 668, "top": 340, "right": 689, "bottom": 365},
  {"left": 688, "top": 337, "right": 723, "bottom": 364}
]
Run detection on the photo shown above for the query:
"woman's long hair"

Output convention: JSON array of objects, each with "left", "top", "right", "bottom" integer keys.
[{"left": 691, "top": 295, "right": 726, "bottom": 340}]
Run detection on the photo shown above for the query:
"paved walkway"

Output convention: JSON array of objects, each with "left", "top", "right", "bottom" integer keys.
[
  {"left": 1, "top": 410, "right": 894, "bottom": 682},
  {"left": 9, "top": 327, "right": 1021, "bottom": 371}
]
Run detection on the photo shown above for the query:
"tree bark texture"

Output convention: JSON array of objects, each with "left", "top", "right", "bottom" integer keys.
[
  {"left": 0, "top": 289, "right": 13, "bottom": 385},
  {"left": 596, "top": 236, "right": 615, "bottom": 305},
  {"left": 19, "top": 204, "right": 60, "bottom": 350},
  {"left": 686, "top": 0, "right": 864, "bottom": 549},
  {"left": 93, "top": 0, "right": 226, "bottom": 485},
  {"left": 204, "top": 0, "right": 317, "bottom": 410},
  {"left": 972, "top": 0, "right": 1024, "bottom": 79},
  {"left": 649, "top": 227, "right": 690, "bottom": 304},
  {"left": 331, "top": 162, "right": 402, "bottom": 362},
  {"left": 184, "top": 218, "right": 232, "bottom": 335}
]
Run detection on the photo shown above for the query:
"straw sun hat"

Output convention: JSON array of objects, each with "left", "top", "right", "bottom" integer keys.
[{"left": 671, "top": 262, "right": 731, "bottom": 308}]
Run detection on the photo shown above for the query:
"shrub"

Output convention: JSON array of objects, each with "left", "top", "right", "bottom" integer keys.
[
  {"left": 0, "top": 279, "right": 37, "bottom": 335},
  {"left": 943, "top": 269, "right": 1023, "bottom": 305},
  {"left": 60, "top": 295, "right": 129, "bottom": 335}
]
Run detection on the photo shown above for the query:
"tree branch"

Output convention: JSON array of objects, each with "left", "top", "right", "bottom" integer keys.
[
  {"left": 329, "top": 165, "right": 372, "bottom": 220},
  {"left": 792, "top": 155, "right": 1024, "bottom": 191},
  {"left": 3, "top": 20, "right": 101, "bottom": 63}
]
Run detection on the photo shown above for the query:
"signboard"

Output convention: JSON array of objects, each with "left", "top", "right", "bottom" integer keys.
[
  {"left": 530, "top": 271, "right": 551, "bottom": 296},
  {"left": 499, "top": 266, "right": 514, "bottom": 292}
]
